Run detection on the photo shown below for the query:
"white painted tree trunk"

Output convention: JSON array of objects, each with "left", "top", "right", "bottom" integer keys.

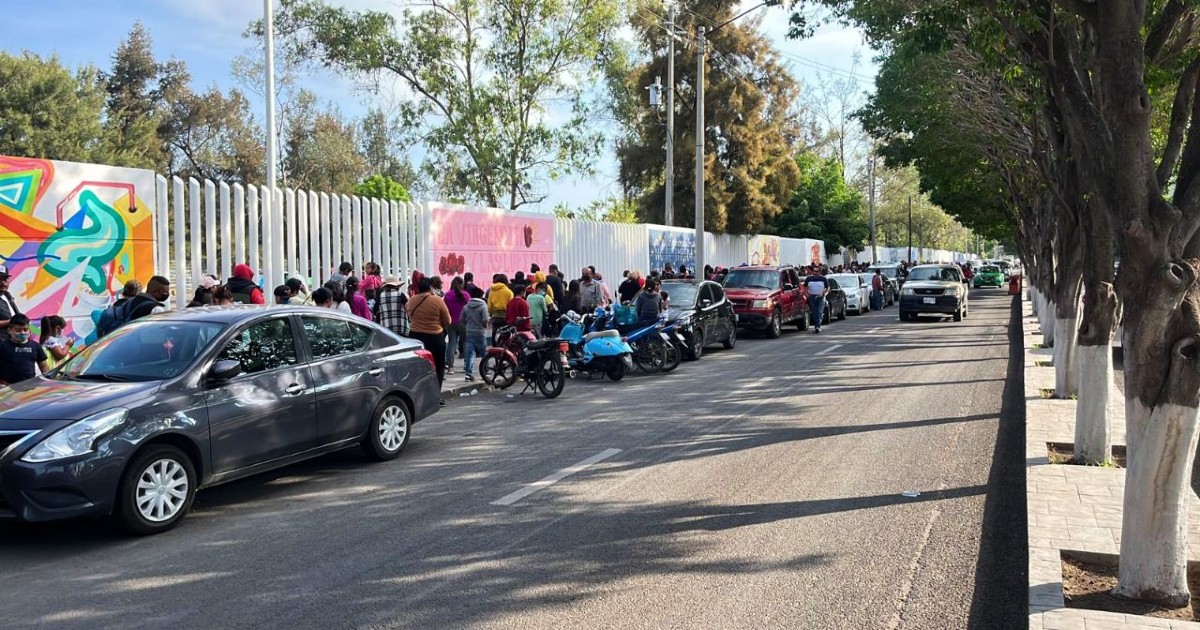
[
  {"left": 1054, "top": 318, "right": 1078, "bottom": 397},
  {"left": 1042, "top": 302, "right": 1056, "bottom": 347},
  {"left": 1116, "top": 399, "right": 1200, "bottom": 606},
  {"left": 1074, "top": 343, "right": 1113, "bottom": 463},
  {"left": 1031, "top": 287, "right": 1040, "bottom": 315}
]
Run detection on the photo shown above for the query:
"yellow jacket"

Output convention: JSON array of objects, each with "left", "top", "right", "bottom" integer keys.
[{"left": 487, "top": 282, "right": 514, "bottom": 318}]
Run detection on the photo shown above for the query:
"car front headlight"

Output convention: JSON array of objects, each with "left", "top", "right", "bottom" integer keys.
[
  {"left": 944, "top": 288, "right": 959, "bottom": 296},
  {"left": 21, "top": 408, "right": 127, "bottom": 463},
  {"left": 751, "top": 299, "right": 772, "bottom": 309},
  {"left": 901, "top": 287, "right": 915, "bottom": 296}
]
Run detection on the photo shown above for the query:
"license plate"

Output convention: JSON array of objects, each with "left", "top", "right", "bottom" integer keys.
[{"left": 923, "top": 297, "right": 937, "bottom": 304}]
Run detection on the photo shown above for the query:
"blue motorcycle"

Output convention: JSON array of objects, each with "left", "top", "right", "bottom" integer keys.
[
  {"left": 595, "top": 310, "right": 672, "bottom": 374},
  {"left": 559, "top": 310, "right": 635, "bottom": 381}
]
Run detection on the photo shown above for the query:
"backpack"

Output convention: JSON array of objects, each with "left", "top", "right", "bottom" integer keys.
[{"left": 96, "top": 299, "right": 135, "bottom": 338}]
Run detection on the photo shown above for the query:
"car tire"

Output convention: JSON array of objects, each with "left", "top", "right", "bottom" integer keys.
[
  {"left": 723, "top": 327, "right": 737, "bottom": 349},
  {"left": 766, "top": 311, "right": 782, "bottom": 339},
  {"left": 363, "top": 396, "right": 411, "bottom": 461},
  {"left": 690, "top": 331, "right": 704, "bottom": 360},
  {"left": 953, "top": 305, "right": 964, "bottom": 322},
  {"left": 116, "top": 444, "right": 197, "bottom": 536},
  {"left": 823, "top": 307, "right": 830, "bottom": 325},
  {"left": 837, "top": 303, "right": 847, "bottom": 321},
  {"left": 798, "top": 311, "right": 808, "bottom": 331}
]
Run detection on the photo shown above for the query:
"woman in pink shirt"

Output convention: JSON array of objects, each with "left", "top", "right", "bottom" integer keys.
[
  {"left": 344, "top": 276, "right": 373, "bottom": 321},
  {"left": 361, "top": 262, "right": 383, "bottom": 294},
  {"left": 443, "top": 276, "right": 470, "bottom": 374}
]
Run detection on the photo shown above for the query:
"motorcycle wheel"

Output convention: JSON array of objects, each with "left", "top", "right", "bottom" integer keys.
[
  {"left": 632, "top": 340, "right": 665, "bottom": 373},
  {"left": 661, "top": 341, "right": 681, "bottom": 373},
  {"left": 537, "top": 354, "right": 566, "bottom": 398},
  {"left": 480, "top": 355, "right": 517, "bottom": 389},
  {"left": 606, "top": 359, "right": 626, "bottom": 381}
]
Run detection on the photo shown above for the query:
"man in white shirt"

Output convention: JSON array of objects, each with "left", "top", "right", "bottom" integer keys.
[
  {"left": 0, "top": 265, "right": 21, "bottom": 331},
  {"left": 804, "top": 268, "right": 830, "bottom": 334}
]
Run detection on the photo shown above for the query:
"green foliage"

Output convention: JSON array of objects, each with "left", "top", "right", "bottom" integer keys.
[
  {"left": 354, "top": 174, "right": 411, "bottom": 202},
  {"left": 0, "top": 52, "right": 109, "bottom": 163},
  {"left": 266, "top": 0, "right": 621, "bottom": 210},
  {"left": 281, "top": 91, "right": 367, "bottom": 193},
  {"left": 101, "top": 22, "right": 176, "bottom": 170},
  {"left": 160, "top": 85, "right": 265, "bottom": 183},
  {"left": 554, "top": 196, "right": 639, "bottom": 223},
  {"left": 619, "top": 1, "right": 803, "bottom": 234},
  {"left": 767, "top": 152, "right": 868, "bottom": 252}
]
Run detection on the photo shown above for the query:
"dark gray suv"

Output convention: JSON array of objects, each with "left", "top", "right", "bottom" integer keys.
[{"left": 0, "top": 306, "right": 440, "bottom": 534}]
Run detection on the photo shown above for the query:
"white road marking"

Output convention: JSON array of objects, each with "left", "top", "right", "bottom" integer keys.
[
  {"left": 816, "top": 344, "right": 843, "bottom": 356},
  {"left": 491, "top": 448, "right": 623, "bottom": 506}
]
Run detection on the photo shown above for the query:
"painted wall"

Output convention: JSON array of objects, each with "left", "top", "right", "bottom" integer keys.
[
  {"left": 649, "top": 227, "right": 698, "bottom": 274},
  {"left": 748, "top": 235, "right": 780, "bottom": 266},
  {"left": 0, "top": 156, "right": 156, "bottom": 340},
  {"left": 428, "top": 202, "right": 556, "bottom": 285}
]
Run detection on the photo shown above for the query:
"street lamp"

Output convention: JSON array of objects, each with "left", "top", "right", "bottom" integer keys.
[{"left": 693, "top": 1, "right": 778, "bottom": 277}]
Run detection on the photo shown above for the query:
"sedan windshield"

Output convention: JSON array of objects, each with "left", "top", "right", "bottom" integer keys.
[
  {"left": 723, "top": 270, "right": 779, "bottom": 290},
  {"left": 57, "top": 321, "right": 226, "bottom": 382},
  {"left": 908, "top": 267, "right": 961, "bottom": 282},
  {"left": 828, "top": 274, "right": 861, "bottom": 288},
  {"left": 870, "top": 267, "right": 898, "bottom": 278},
  {"left": 980, "top": 266, "right": 1001, "bottom": 274},
  {"left": 662, "top": 283, "right": 699, "bottom": 307}
]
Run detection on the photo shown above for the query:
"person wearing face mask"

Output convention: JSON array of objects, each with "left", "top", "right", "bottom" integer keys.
[
  {"left": 0, "top": 314, "right": 48, "bottom": 385},
  {"left": 0, "top": 264, "right": 22, "bottom": 330},
  {"left": 126, "top": 276, "right": 172, "bottom": 322},
  {"left": 579, "top": 267, "right": 603, "bottom": 312}
]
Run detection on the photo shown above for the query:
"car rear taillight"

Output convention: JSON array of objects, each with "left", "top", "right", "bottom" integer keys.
[
  {"left": 415, "top": 349, "right": 437, "bottom": 372},
  {"left": 559, "top": 342, "right": 569, "bottom": 352}
]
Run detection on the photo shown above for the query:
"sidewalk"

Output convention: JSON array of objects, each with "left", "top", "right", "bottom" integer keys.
[{"left": 1023, "top": 299, "right": 1200, "bottom": 629}]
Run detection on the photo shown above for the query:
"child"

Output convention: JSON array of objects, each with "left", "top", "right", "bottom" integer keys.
[
  {"left": 0, "top": 314, "right": 48, "bottom": 385},
  {"left": 38, "top": 315, "right": 73, "bottom": 370}
]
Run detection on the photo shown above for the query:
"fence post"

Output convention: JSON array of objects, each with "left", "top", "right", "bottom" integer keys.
[
  {"left": 285, "top": 188, "right": 298, "bottom": 281},
  {"left": 204, "top": 180, "right": 217, "bottom": 276},
  {"left": 188, "top": 179, "right": 201, "bottom": 287},
  {"left": 351, "top": 195, "right": 364, "bottom": 276},
  {"left": 233, "top": 184, "right": 246, "bottom": 271},
  {"left": 308, "top": 191, "right": 320, "bottom": 285},
  {"left": 297, "top": 190, "right": 309, "bottom": 283},
  {"left": 219, "top": 182, "right": 232, "bottom": 280},
  {"left": 247, "top": 186, "right": 260, "bottom": 279},
  {"left": 172, "top": 177, "right": 186, "bottom": 309}
]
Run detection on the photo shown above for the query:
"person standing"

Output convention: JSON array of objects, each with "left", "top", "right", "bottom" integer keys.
[
  {"left": 374, "top": 276, "right": 410, "bottom": 337},
  {"left": 0, "top": 264, "right": 21, "bottom": 330},
  {"left": 361, "top": 262, "right": 383, "bottom": 296},
  {"left": 273, "top": 285, "right": 293, "bottom": 305},
  {"left": 635, "top": 278, "right": 661, "bottom": 326},
  {"left": 871, "top": 269, "right": 886, "bottom": 311},
  {"left": 804, "top": 268, "right": 829, "bottom": 334},
  {"left": 408, "top": 278, "right": 452, "bottom": 389},
  {"left": 527, "top": 283, "right": 548, "bottom": 338},
  {"left": 227, "top": 264, "right": 265, "bottom": 304},
  {"left": 329, "top": 262, "right": 353, "bottom": 289},
  {"left": 487, "top": 274, "right": 514, "bottom": 344},
  {"left": 344, "top": 276, "right": 373, "bottom": 321},
  {"left": 618, "top": 271, "right": 642, "bottom": 304},
  {"left": 565, "top": 279, "right": 582, "bottom": 315},
  {"left": 323, "top": 281, "right": 353, "bottom": 314},
  {"left": 286, "top": 278, "right": 311, "bottom": 305},
  {"left": 0, "top": 314, "right": 48, "bottom": 385},
  {"left": 545, "top": 264, "right": 566, "bottom": 312},
  {"left": 464, "top": 272, "right": 478, "bottom": 295},
  {"left": 38, "top": 315, "right": 73, "bottom": 370},
  {"left": 126, "top": 276, "right": 171, "bottom": 323},
  {"left": 461, "top": 288, "right": 489, "bottom": 381},
  {"left": 444, "top": 276, "right": 469, "bottom": 374},
  {"left": 579, "top": 268, "right": 603, "bottom": 312},
  {"left": 506, "top": 288, "right": 531, "bottom": 333}
]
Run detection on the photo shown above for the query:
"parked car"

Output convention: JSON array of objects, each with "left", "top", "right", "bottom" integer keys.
[
  {"left": 973, "top": 265, "right": 1005, "bottom": 288},
  {"left": 858, "top": 273, "right": 895, "bottom": 306},
  {"left": 867, "top": 263, "right": 905, "bottom": 292},
  {"left": 823, "top": 277, "right": 849, "bottom": 323},
  {"left": 829, "top": 274, "right": 870, "bottom": 314},
  {"left": 722, "top": 265, "right": 809, "bottom": 337},
  {"left": 898, "top": 264, "right": 970, "bottom": 322},
  {"left": 662, "top": 280, "right": 738, "bottom": 360},
  {"left": 0, "top": 307, "right": 441, "bottom": 534}
]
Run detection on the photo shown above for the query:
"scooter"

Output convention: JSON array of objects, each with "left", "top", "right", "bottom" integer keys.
[
  {"left": 602, "top": 314, "right": 670, "bottom": 374},
  {"left": 559, "top": 310, "right": 634, "bottom": 381},
  {"left": 658, "top": 318, "right": 684, "bottom": 373}
]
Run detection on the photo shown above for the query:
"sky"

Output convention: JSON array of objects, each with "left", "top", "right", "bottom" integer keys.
[{"left": 4, "top": 0, "right": 879, "bottom": 213}]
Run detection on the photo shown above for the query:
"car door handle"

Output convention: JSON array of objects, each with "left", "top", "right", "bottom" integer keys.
[
  {"left": 368, "top": 368, "right": 383, "bottom": 376},
  {"left": 284, "top": 383, "right": 307, "bottom": 395}
]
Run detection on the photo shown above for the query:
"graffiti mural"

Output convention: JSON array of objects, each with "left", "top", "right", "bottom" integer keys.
[
  {"left": 0, "top": 156, "right": 156, "bottom": 341},
  {"left": 428, "top": 203, "right": 555, "bottom": 286},
  {"left": 648, "top": 227, "right": 695, "bottom": 274},
  {"left": 748, "top": 235, "right": 780, "bottom": 266}
]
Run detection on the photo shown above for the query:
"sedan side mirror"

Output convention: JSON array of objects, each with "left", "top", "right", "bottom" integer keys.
[{"left": 208, "top": 359, "right": 242, "bottom": 382}]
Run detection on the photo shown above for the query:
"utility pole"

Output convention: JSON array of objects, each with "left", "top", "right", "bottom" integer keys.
[
  {"left": 868, "top": 153, "right": 876, "bottom": 264},
  {"left": 694, "top": 26, "right": 706, "bottom": 277},
  {"left": 907, "top": 195, "right": 913, "bottom": 264},
  {"left": 664, "top": 2, "right": 676, "bottom": 227},
  {"left": 264, "top": 0, "right": 278, "bottom": 193}
]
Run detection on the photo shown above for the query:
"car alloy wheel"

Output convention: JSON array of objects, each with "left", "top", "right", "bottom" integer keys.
[
  {"left": 723, "top": 327, "right": 737, "bottom": 349},
  {"left": 378, "top": 403, "right": 409, "bottom": 452},
  {"left": 691, "top": 331, "right": 704, "bottom": 360},
  {"left": 766, "top": 311, "right": 782, "bottom": 338}
]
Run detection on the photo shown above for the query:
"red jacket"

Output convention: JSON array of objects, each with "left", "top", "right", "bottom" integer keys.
[{"left": 506, "top": 296, "right": 531, "bottom": 332}]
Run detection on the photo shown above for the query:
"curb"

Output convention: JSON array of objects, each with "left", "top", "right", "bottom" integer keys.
[{"left": 441, "top": 381, "right": 491, "bottom": 401}]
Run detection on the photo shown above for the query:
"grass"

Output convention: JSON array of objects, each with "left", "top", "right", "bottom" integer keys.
[
  {"left": 1032, "top": 343, "right": 1044, "bottom": 349},
  {"left": 1039, "top": 388, "right": 1055, "bottom": 399},
  {"left": 1034, "top": 360, "right": 1053, "bottom": 368}
]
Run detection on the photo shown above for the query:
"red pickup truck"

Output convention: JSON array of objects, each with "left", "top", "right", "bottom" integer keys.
[{"left": 721, "top": 265, "right": 809, "bottom": 338}]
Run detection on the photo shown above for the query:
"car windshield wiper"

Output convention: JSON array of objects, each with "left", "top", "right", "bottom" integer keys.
[
  {"left": 741, "top": 284, "right": 772, "bottom": 289},
  {"left": 70, "top": 373, "right": 136, "bottom": 383}
]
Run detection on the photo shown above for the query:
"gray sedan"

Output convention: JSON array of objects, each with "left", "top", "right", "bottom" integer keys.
[{"left": 0, "top": 306, "right": 440, "bottom": 534}]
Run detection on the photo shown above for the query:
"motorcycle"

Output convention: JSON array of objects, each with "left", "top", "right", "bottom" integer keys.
[
  {"left": 658, "top": 317, "right": 684, "bottom": 373},
  {"left": 559, "top": 310, "right": 635, "bottom": 381},
  {"left": 597, "top": 312, "right": 670, "bottom": 374},
  {"left": 480, "top": 319, "right": 569, "bottom": 398}
]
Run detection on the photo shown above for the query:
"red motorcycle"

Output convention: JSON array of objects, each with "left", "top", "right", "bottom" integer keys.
[{"left": 479, "top": 319, "right": 569, "bottom": 398}]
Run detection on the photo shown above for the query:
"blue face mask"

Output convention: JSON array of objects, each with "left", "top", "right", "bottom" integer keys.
[{"left": 12, "top": 332, "right": 30, "bottom": 344}]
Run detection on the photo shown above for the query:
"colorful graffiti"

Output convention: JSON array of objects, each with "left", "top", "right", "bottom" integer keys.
[
  {"left": 429, "top": 203, "right": 556, "bottom": 285},
  {"left": 0, "top": 156, "right": 156, "bottom": 341},
  {"left": 748, "top": 235, "right": 780, "bottom": 266},
  {"left": 648, "top": 227, "right": 696, "bottom": 274}
]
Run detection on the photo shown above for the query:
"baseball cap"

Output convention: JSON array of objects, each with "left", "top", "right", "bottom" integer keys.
[
  {"left": 198, "top": 275, "right": 219, "bottom": 289},
  {"left": 0, "top": 264, "right": 9, "bottom": 278}
]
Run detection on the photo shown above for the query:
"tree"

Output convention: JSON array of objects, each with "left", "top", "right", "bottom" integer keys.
[
  {"left": 360, "top": 108, "right": 421, "bottom": 191},
  {"left": 767, "top": 152, "right": 868, "bottom": 252},
  {"left": 160, "top": 83, "right": 266, "bottom": 183},
  {"left": 281, "top": 91, "right": 368, "bottom": 193},
  {"left": 101, "top": 22, "right": 173, "bottom": 170},
  {"left": 262, "top": 0, "right": 621, "bottom": 211},
  {"left": 553, "top": 196, "right": 639, "bottom": 222},
  {"left": 0, "top": 52, "right": 108, "bottom": 163},
  {"left": 354, "top": 174, "right": 411, "bottom": 202},
  {"left": 618, "top": 1, "right": 805, "bottom": 233}
]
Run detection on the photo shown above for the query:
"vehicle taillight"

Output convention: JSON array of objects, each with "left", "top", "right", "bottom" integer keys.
[
  {"left": 559, "top": 342, "right": 569, "bottom": 352},
  {"left": 415, "top": 349, "right": 437, "bottom": 372}
]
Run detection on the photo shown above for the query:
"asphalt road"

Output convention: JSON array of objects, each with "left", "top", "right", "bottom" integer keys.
[{"left": 0, "top": 289, "right": 1027, "bottom": 630}]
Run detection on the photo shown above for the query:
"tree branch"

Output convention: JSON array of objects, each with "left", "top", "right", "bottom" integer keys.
[
  {"left": 1159, "top": 58, "right": 1200, "bottom": 189},
  {"left": 1145, "top": 0, "right": 1190, "bottom": 63}
]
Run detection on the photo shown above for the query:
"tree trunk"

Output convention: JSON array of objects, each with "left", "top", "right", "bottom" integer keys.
[
  {"left": 1116, "top": 260, "right": 1200, "bottom": 606},
  {"left": 1074, "top": 283, "right": 1119, "bottom": 464},
  {"left": 1053, "top": 212, "right": 1083, "bottom": 399}
]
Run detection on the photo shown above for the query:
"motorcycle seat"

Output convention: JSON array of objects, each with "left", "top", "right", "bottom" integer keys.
[
  {"left": 583, "top": 329, "right": 620, "bottom": 342},
  {"left": 526, "top": 338, "right": 562, "bottom": 350}
]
